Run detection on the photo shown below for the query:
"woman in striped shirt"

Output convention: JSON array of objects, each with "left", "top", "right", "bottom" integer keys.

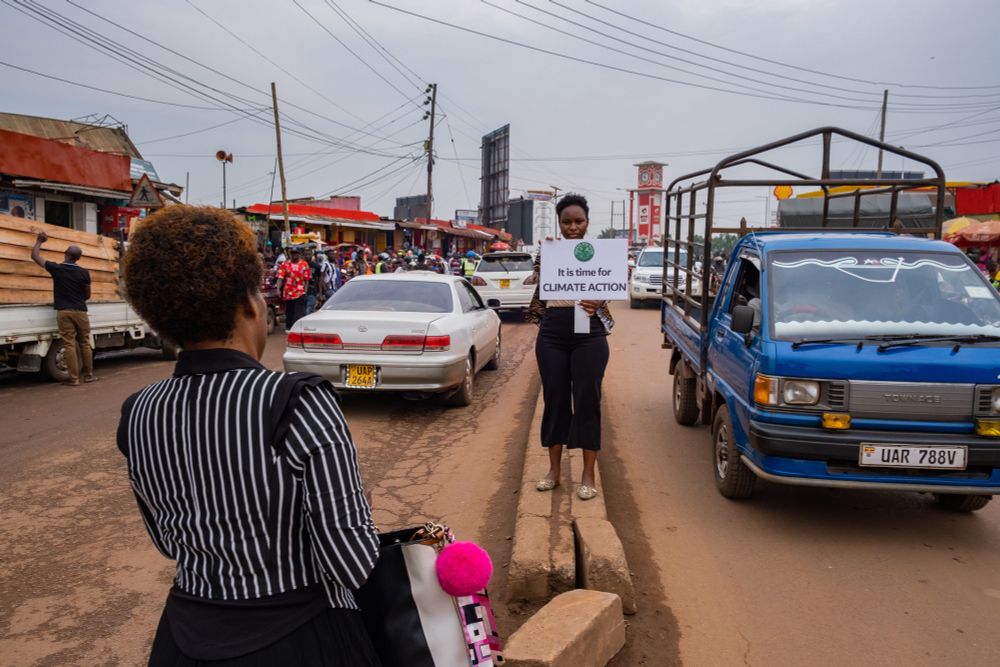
[{"left": 119, "top": 206, "right": 380, "bottom": 665}]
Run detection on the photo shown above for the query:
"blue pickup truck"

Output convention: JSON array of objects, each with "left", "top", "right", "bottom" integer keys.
[{"left": 661, "top": 128, "right": 1000, "bottom": 512}]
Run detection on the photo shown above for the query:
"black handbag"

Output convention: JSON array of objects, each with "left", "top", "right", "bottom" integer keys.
[{"left": 356, "top": 523, "right": 503, "bottom": 666}]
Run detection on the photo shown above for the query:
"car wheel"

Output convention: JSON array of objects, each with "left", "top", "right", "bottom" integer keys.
[
  {"left": 673, "top": 371, "right": 700, "bottom": 426},
  {"left": 43, "top": 340, "right": 72, "bottom": 382},
  {"left": 933, "top": 493, "right": 992, "bottom": 512},
  {"left": 484, "top": 332, "right": 501, "bottom": 371},
  {"left": 446, "top": 355, "right": 475, "bottom": 407},
  {"left": 629, "top": 297, "right": 640, "bottom": 309},
  {"left": 266, "top": 306, "right": 276, "bottom": 336},
  {"left": 712, "top": 405, "right": 756, "bottom": 499}
]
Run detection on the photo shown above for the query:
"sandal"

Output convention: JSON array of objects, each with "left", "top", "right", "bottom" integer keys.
[
  {"left": 577, "top": 484, "right": 598, "bottom": 501},
  {"left": 536, "top": 478, "right": 559, "bottom": 492}
]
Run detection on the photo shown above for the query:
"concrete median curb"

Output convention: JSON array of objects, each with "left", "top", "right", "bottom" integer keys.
[
  {"left": 505, "top": 386, "right": 634, "bottom": 664},
  {"left": 503, "top": 589, "right": 626, "bottom": 667}
]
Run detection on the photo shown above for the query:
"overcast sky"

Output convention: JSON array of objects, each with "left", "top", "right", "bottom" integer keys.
[{"left": 5, "top": 0, "right": 999, "bottom": 230}]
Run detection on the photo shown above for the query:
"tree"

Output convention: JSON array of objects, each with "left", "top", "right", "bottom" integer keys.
[{"left": 598, "top": 227, "right": 617, "bottom": 239}]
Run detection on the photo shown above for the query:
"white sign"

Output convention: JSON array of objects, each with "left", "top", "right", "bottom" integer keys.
[{"left": 539, "top": 239, "right": 629, "bottom": 300}]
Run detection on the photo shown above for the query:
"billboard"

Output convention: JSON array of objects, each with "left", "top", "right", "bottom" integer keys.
[
  {"left": 480, "top": 124, "right": 510, "bottom": 228},
  {"left": 454, "top": 209, "right": 477, "bottom": 229}
]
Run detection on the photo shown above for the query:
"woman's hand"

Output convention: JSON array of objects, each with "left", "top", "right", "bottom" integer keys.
[{"left": 579, "top": 300, "right": 604, "bottom": 316}]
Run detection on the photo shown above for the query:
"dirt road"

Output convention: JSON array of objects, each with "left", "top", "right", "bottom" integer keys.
[
  {"left": 0, "top": 316, "right": 537, "bottom": 666},
  {"left": 602, "top": 302, "right": 1000, "bottom": 666}
]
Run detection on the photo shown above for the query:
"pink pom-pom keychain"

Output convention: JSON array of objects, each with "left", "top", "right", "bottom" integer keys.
[{"left": 435, "top": 541, "right": 493, "bottom": 596}]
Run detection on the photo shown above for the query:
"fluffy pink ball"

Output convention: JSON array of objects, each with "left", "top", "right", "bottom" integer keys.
[{"left": 435, "top": 541, "right": 493, "bottom": 596}]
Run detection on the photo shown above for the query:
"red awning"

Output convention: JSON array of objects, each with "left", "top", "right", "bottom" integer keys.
[
  {"left": 0, "top": 129, "right": 131, "bottom": 192},
  {"left": 955, "top": 184, "right": 1000, "bottom": 216},
  {"left": 247, "top": 203, "right": 380, "bottom": 222}
]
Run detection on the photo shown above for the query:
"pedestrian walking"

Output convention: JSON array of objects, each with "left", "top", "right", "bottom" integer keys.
[
  {"left": 527, "top": 194, "right": 612, "bottom": 501},
  {"left": 276, "top": 247, "right": 310, "bottom": 330},
  {"left": 119, "top": 206, "right": 380, "bottom": 665},
  {"left": 450, "top": 253, "right": 462, "bottom": 276},
  {"left": 30, "top": 231, "right": 95, "bottom": 386},
  {"left": 304, "top": 248, "right": 321, "bottom": 315}
]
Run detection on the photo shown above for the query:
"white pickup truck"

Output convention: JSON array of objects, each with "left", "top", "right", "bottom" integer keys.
[{"left": 0, "top": 300, "right": 175, "bottom": 381}]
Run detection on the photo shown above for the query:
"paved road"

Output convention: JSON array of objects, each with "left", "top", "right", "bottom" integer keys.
[
  {"left": 0, "top": 316, "right": 537, "bottom": 666},
  {"left": 602, "top": 302, "right": 1000, "bottom": 666}
]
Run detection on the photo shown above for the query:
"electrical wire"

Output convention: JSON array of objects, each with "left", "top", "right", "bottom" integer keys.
[
  {"left": 584, "top": 0, "right": 1000, "bottom": 92},
  {"left": 135, "top": 109, "right": 271, "bottom": 144}
]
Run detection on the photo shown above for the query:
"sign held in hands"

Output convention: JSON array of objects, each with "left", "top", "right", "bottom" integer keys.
[{"left": 539, "top": 239, "right": 629, "bottom": 300}]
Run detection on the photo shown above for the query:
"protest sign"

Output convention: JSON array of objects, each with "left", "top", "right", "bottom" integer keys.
[{"left": 539, "top": 239, "right": 629, "bottom": 301}]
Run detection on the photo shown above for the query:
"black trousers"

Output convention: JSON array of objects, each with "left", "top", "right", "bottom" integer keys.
[
  {"left": 535, "top": 308, "right": 610, "bottom": 451},
  {"left": 284, "top": 296, "right": 306, "bottom": 330}
]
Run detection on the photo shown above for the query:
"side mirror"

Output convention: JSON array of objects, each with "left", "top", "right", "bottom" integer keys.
[
  {"left": 731, "top": 305, "right": 755, "bottom": 334},
  {"left": 628, "top": 259, "right": 636, "bottom": 268},
  {"left": 486, "top": 298, "right": 501, "bottom": 309}
]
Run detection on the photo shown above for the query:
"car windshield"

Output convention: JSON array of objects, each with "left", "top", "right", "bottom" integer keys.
[
  {"left": 768, "top": 250, "right": 1000, "bottom": 340},
  {"left": 638, "top": 251, "right": 663, "bottom": 267},
  {"left": 478, "top": 254, "right": 534, "bottom": 272},
  {"left": 322, "top": 280, "right": 453, "bottom": 313}
]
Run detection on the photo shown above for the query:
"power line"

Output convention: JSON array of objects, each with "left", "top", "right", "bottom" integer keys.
[
  {"left": 135, "top": 109, "right": 271, "bottom": 144},
  {"left": 183, "top": 0, "right": 369, "bottom": 125},
  {"left": 368, "top": 1, "right": 990, "bottom": 113},
  {"left": 0, "top": 60, "right": 230, "bottom": 111},
  {"left": 584, "top": 0, "right": 1000, "bottom": 92},
  {"left": 290, "top": 0, "right": 421, "bottom": 106}
]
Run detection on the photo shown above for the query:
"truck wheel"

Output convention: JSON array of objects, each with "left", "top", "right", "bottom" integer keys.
[
  {"left": 446, "top": 355, "right": 475, "bottom": 407},
  {"left": 629, "top": 297, "right": 640, "bottom": 309},
  {"left": 484, "top": 332, "right": 501, "bottom": 371},
  {"left": 712, "top": 405, "right": 756, "bottom": 499},
  {"left": 266, "top": 306, "right": 277, "bottom": 336},
  {"left": 673, "top": 371, "right": 700, "bottom": 426},
  {"left": 161, "top": 339, "right": 181, "bottom": 361},
  {"left": 933, "top": 493, "right": 992, "bottom": 512},
  {"left": 43, "top": 340, "right": 71, "bottom": 383}
]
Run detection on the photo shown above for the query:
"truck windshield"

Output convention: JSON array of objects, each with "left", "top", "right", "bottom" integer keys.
[{"left": 768, "top": 250, "right": 1000, "bottom": 340}]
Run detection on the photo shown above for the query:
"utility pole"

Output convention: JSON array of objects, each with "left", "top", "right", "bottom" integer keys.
[
  {"left": 610, "top": 200, "right": 615, "bottom": 237},
  {"left": 184, "top": 171, "right": 189, "bottom": 204},
  {"left": 551, "top": 186, "right": 561, "bottom": 203},
  {"left": 621, "top": 199, "right": 626, "bottom": 238},
  {"left": 876, "top": 89, "right": 888, "bottom": 178},
  {"left": 271, "top": 82, "right": 290, "bottom": 237},
  {"left": 425, "top": 83, "right": 438, "bottom": 222}
]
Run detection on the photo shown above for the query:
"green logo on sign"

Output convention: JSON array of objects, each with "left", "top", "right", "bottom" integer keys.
[{"left": 574, "top": 242, "right": 595, "bottom": 262}]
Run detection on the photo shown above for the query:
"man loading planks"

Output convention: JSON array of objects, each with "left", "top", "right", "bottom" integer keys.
[{"left": 30, "top": 230, "right": 95, "bottom": 386}]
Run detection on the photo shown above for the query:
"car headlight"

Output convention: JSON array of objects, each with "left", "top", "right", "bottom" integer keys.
[
  {"left": 993, "top": 387, "right": 1000, "bottom": 413},
  {"left": 782, "top": 380, "right": 820, "bottom": 405},
  {"left": 754, "top": 374, "right": 821, "bottom": 407}
]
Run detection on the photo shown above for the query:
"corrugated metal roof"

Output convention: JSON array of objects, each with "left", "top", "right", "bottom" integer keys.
[{"left": 0, "top": 112, "right": 142, "bottom": 158}]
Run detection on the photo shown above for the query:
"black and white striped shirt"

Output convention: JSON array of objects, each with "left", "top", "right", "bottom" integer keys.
[{"left": 117, "top": 349, "right": 379, "bottom": 612}]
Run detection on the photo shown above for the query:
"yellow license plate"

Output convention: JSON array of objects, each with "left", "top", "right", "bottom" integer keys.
[
  {"left": 499, "top": 279, "right": 510, "bottom": 289},
  {"left": 346, "top": 365, "right": 378, "bottom": 388}
]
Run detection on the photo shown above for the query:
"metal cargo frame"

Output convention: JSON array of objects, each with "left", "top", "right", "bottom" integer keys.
[{"left": 663, "top": 126, "right": 947, "bottom": 352}]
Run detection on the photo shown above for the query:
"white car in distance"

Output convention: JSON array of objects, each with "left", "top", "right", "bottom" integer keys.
[
  {"left": 470, "top": 252, "right": 537, "bottom": 312},
  {"left": 283, "top": 273, "right": 501, "bottom": 406},
  {"left": 630, "top": 247, "right": 701, "bottom": 308}
]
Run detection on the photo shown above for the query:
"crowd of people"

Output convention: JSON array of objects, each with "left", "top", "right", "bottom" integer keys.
[{"left": 263, "top": 244, "right": 484, "bottom": 330}]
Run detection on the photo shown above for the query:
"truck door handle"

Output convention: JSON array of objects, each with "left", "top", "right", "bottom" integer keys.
[{"left": 715, "top": 330, "right": 726, "bottom": 339}]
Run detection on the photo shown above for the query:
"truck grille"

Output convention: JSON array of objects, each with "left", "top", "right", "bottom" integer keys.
[
  {"left": 847, "top": 381, "right": 974, "bottom": 422},
  {"left": 975, "top": 386, "right": 997, "bottom": 417},
  {"left": 827, "top": 381, "right": 848, "bottom": 410}
]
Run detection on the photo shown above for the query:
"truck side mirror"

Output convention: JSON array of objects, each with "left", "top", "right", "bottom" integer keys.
[{"left": 731, "top": 305, "right": 755, "bottom": 334}]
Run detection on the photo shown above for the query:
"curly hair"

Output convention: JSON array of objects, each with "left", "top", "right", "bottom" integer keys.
[
  {"left": 556, "top": 193, "right": 589, "bottom": 219},
  {"left": 123, "top": 206, "right": 262, "bottom": 346}
]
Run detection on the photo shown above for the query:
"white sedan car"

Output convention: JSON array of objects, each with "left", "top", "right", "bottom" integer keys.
[
  {"left": 283, "top": 273, "right": 501, "bottom": 406},
  {"left": 470, "top": 252, "right": 537, "bottom": 312}
]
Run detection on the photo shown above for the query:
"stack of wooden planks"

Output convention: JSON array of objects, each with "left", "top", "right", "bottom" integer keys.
[{"left": 0, "top": 213, "right": 121, "bottom": 305}]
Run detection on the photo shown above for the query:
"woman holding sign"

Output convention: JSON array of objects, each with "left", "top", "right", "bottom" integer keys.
[{"left": 527, "top": 194, "right": 613, "bottom": 500}]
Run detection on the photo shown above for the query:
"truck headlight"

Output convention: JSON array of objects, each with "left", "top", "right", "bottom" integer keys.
[
  {"left": 782, "top": 380, "right": 820, "bottom": 405},
  {"left": 992, "top": 388, "right": 1000, "bottom": 413}
]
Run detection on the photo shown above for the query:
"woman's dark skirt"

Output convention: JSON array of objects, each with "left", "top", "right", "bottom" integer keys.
[{"left": 149, "top": 607, "right": 381, "bottom": 666}]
